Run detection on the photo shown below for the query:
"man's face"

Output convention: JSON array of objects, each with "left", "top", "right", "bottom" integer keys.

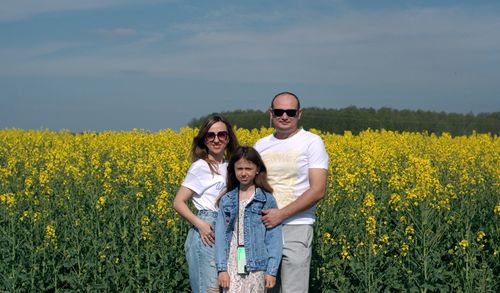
[{"left": 270, "top": 94, "right": 302, "bottom": 134}]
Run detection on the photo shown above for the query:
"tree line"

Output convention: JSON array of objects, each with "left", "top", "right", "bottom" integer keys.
[{"left": 188, "top": 106, "right": 500, "bottom": 136}]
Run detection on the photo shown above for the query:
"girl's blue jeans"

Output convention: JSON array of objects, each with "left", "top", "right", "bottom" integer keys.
[{"left": 184, "top": 210, "right": 219, "bottom": 293}]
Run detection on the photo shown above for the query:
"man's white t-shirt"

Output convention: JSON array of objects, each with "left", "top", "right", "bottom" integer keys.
[
  {"left": 181, "top": 159, "right": 227, "bottom": 212},
  {"left": 255, "top": 129, "right": 329, "bottom": 225}
]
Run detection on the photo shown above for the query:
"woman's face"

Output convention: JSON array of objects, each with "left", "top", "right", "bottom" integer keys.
[{"left": 204, "top": 121, "right": 229, "bottom": 161}]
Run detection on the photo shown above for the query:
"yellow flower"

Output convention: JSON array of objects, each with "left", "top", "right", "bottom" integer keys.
[
  {"left": 405, "top": 225, "right": 414, "bottom": 236},
  {"left": 389, "top": 193, "right": 401, "bottom": 210},
  {"left": 363, "top": 192, "right": 375, "bottom": 208},
  {"left": 340, "top": 250, "right": 351, "bottom": 260},
  {"left": 95, "top": 196, "right": 107, "bottom": 210},
  {"left": 0, "top": 193, "right": 16, "bottom": 209},
  {"left": 401, "top": 243, "right": 409, "bottom": 257},
  {"left": 24, "top": 177, "right": 33, "bottom": 188},
  {"left": 136, "top": 192, "right": 144, "bottom": 200},
  {"left": 141, "top": 215, "right": 151, "bottom": 226},
  {"left": 459, "top": 239, "right": 468, "bottom": 250},
  {"left": 476, "top": 231, "right": 486, "bottom": 242},
  {"left": 45, "top": 224, "right": 56, "bottom": 244},
  {"left": 20, "top": 211, "right": 29, "bottom": 221},
  {"left": 366, "top": 216, "right": 376, "bottom": 236}
]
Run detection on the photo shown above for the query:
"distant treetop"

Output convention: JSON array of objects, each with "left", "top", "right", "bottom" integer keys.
[{"left": 187, "top": 106, "right": 499, "bottom": 136}]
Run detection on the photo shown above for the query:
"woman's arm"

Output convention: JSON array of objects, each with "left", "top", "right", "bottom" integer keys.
[{"left": 173, "top": 186, "right": 215, "bottom": 246}]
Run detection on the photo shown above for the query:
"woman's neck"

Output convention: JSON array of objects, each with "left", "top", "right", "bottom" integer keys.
[{"left": 208, "top": 154, "right": 224, "bottom": 164}]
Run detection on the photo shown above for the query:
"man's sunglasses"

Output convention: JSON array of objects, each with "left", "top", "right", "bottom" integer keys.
[
  {"left": 271, "top": 108, "right": 298, "bottom": 117},
  {"left": 205, "top": 131, "right": 229, "bottom": 142}
]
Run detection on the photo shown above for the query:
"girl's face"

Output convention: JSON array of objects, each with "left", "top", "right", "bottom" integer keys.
[
  {"left": 204, "top": 121, "right": 229, "bottom": 161},
  {"left": 234, "top": 158, "right": 258, "bottom": 188}
]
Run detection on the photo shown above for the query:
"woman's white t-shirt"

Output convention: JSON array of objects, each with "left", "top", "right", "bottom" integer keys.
[{"left": 181, "top": 159, "right": 227, "bottom": 212}]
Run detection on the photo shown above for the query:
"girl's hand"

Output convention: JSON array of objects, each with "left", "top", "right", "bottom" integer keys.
[
  {"left": 265, "top": 274, "right": 276, "bottom": 288},
  {"left": 219, "top": 271, "right": 230, "bottom": 289},
  {"left": 196, "top": 220, "right": 215, "bottom": 247}
]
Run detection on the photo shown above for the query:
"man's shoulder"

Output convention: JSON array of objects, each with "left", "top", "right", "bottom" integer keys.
[
  {"left": 297, "top": 130, "right": 326, "bottom": 147},
  {"left": 254, "top": 133, "right": 274, "bottom": 149},
  {"left": 298, "top": 129, "right": 323, "bottom": 140}
]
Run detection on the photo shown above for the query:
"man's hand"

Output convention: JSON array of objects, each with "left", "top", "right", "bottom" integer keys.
[{"left": 262, "top": 208, "right": 284, "bottom": 229}]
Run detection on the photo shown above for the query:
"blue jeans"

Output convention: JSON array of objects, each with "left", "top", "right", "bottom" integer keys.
[{"left": 185, "top": 210, "right": 219, "bottom": 293}]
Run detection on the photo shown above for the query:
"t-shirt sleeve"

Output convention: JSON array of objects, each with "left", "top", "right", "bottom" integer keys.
[
  {"left": 181, "top": 163, "right": 207, "bottom": 195},
  {"left": 308, "top": 136, "right": 329, "bottom": 169}
]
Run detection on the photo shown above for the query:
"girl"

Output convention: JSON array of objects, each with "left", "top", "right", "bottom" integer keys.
[
  {"left": 215, "top": 146, "right": 283, "bottom": 292},
  {"left": 173, "top": 115, "right": 239, "bottom": 293}
]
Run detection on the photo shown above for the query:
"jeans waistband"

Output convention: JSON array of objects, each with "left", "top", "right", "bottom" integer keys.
[{"left": 197, "top": 210, "right": 218, "bottom": 217}]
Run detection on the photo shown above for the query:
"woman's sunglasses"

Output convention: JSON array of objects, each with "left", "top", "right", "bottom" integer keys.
[
  {"left": 205, "top": 131, "right": 229, "bottom": 142},
  {"left": 271, "top": 108, "right": 298, "bottom": 117}
]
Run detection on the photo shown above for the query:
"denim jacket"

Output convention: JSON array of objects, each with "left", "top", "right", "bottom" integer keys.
[{"left": 215, "top": 187, "right": 283, "bottom": 276}]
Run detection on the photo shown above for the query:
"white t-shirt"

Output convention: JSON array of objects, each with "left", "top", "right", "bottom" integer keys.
[
  {"left": 254, "top": 129, "right": 329, "bottom": 225},
  {"left": 181, "top": 159, "right": 227, "bottom": 212}
]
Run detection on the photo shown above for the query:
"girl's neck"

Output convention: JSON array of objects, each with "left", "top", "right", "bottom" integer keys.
[{"left": 239, "top": 184, "right": 255, "bottom": 200}]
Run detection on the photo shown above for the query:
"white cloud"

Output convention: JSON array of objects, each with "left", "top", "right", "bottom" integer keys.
[
  {"left": 0, "top": 0, "right": 114, "bottom": 21},
  {"left": 0, "top": 0, "right": 169, "bottom": 21},
  {"left": 2, "top": 5, "right": 499, "bottom": 90}
]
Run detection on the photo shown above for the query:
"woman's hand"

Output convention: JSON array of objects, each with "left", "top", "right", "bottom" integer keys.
[
  {"left": 219, "top": 271, "right": 230, "bottom": 289},
  {"left": 196, "top": 220, "right": 215, "bottom": 247},
  {"left": 173, "top": 186, "right": 215, "bottom": 246},
  {"left": 265, "top": 274, "right": 276, "bottom": 288}
]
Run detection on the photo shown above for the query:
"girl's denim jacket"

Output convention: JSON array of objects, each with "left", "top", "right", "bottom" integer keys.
[{"left": 215, "top": 187, "right": 283, "bottom": 276}]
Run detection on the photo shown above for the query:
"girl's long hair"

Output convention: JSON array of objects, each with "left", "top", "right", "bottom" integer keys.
[{"left": 190, "top": 115, "right": 239, "bottom": 174}]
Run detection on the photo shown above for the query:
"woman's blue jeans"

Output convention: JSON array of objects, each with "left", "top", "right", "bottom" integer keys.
[{"left": 185, "top": 210, "right": 219, "bottom": 293}]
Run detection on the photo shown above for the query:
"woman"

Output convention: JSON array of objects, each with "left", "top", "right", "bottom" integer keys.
[{"left": 173, "top": 115, "right": 239, "bottom": 293}]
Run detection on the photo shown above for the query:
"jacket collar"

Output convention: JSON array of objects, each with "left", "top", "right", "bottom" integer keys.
[{"left": 226, "top": 186, "right": 267, "bottom": 202}]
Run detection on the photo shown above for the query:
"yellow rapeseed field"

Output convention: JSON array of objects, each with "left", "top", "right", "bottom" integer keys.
[{"left": 0, "top": 128, "right": 498, "bottom": 291}]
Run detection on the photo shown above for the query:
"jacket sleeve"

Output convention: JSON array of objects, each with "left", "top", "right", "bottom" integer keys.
[
  {"left": 215, "top": 199, "right": 228, "bottom": 272},
  {"left": 263, "top": 193, "right": 283, "bottom": 276}
]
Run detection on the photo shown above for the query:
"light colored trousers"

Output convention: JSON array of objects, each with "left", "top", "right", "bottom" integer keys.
[{"left": 269, "top": 224, "right": 314, "bottom": 293}]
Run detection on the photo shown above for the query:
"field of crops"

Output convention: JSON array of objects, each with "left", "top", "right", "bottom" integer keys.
[{"left": 0, "top": 128, "right": 498, "bottom": 292}]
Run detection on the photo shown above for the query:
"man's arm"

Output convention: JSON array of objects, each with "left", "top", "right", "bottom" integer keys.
[{"left": 262, "top": 168, "right": 327, "bottom": 228}]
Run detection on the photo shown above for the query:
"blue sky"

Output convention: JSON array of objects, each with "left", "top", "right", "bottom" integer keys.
[{"left": 1, "top": 0, "right": 499, "bottom": 132}]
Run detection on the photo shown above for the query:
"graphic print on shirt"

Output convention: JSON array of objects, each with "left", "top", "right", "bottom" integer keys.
[
  {"left": 261, "top": 151, "right": 298, "bottom": 209},
  {"left": 215, "top": 181, "right": 226, "bottom": 193}
]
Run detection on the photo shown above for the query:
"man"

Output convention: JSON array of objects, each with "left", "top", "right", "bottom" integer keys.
[{"left": 254, "top": 92, "right": 329, "bottom": 293}]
